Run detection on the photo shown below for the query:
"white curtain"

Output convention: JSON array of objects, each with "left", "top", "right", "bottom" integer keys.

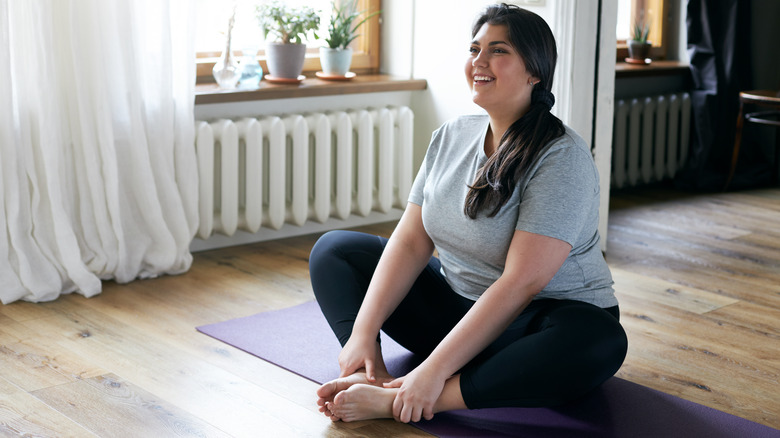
[
  {"left": 550, "top": 0, "right": 575, "bottom": 127},
  {"left": 0, "top": 0, "right": 198, "bottom": 304}
]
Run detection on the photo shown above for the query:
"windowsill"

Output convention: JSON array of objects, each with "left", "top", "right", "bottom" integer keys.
[
  {"left": 615, "top": 60, "right": 689, "bottom": 78},
  {"left": 195, "top": 74, "right": 428, "bottom": 105}
]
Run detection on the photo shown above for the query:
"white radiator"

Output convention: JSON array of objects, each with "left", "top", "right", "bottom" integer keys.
[
  {"left": 194, "top": 106, "right": 414, "bottom": 240},
  {"left": 611, "top": 92, "right": 691, "bottom": 188}
]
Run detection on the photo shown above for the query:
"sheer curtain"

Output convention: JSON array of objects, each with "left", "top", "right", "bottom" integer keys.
[{"left": 0, "top": 0, "right": 198, "bottom": 304}]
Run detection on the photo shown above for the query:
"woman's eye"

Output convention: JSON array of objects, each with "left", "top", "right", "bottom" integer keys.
[{"left": 469, "top": 47, "right": 479, "bottom": 54}]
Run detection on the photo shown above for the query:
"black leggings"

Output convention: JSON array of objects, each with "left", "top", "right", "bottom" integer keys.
[{"left": 309, "top": 230, "right": 628, "bottom": 409}]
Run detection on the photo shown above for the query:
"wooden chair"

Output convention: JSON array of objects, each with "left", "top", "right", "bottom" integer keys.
[{"left": 726, "top": 90, "right": 780, "bottom": 189}]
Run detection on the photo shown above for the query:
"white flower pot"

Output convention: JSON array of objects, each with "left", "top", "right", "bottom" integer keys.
[{"left": 319, "top": 47, "right": 353, "bottom": 76}]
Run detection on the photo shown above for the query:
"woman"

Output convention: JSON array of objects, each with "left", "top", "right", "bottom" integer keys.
[{"left": 309, "top": 3, "right": 627, "bottom": 424}]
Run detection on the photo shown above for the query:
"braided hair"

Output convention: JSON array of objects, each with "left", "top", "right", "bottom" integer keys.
[{"left": 464, "top": 3, "right": 565, "bottom": 219}]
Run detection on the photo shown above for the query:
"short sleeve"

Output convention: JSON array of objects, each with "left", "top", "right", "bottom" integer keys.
[
  {"left": 515, "top": 141, "right": 599, "bottom": 247},
  {"left": 408, "top": 155, "right": 427, "bottom": 206},
  {"left": 408, "top": 128, "right": 443, "bottom": 206}
]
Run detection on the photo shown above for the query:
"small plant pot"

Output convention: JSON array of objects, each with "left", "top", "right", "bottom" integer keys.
[
  {"left": 319, "top": 47, "right": 353, "bottom": 76},
  {"left": 627, "top": 40, "right": 652, "bottom": 61},
  {"left": 266, "top": 42, "right": 307, "bottom": 79}
]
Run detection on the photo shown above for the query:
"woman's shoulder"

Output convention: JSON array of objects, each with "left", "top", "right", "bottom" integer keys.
[
  {"left": 525, "top": 124, "right": 596, "bottom": 176},
  {"left": 538, "top": 124, "right": 593, "bottom": 165},
  {"left": 531, "top": 124, "right": 599, "bottom": 187},
  {"left": 436, "top": 114, "right": 490, "bottom": 135},
  {"left": 551, "top": 124, "right": 589, "bottom": 152}
]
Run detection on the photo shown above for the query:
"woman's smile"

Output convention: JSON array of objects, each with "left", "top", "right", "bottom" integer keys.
[{"left": 472, "top": 74, "right": 495, "bottom": 84}]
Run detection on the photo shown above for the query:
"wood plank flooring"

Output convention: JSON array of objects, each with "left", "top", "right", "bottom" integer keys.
[
  {"left": 606, "top": 187, "right": 780, "bottom": 429},
  {"left": 0, "top": 187, "right": 778, "bottom": 436}
]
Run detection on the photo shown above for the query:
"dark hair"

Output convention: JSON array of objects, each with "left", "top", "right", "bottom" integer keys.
[{"left": 464, "top": 3, "right": 565, "bottom": 219}]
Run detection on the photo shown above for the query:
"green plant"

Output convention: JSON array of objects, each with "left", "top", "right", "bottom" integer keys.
[
  {"left": 631, "top": 15, "right": 650, "bottom": 43},
  {"left": 324, "top": 0, "right": 380, "bottom": 49},
  {"left": 256, "top": 1, "right": 320, "bottom": 44}
]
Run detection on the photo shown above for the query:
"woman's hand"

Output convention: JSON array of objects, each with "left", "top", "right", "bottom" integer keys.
[
  {"left": 383, "top": 366, "right": 446, "bottom": 423},
  {"left": 338, "top": 333, "right": 381, "bottom": 381}
]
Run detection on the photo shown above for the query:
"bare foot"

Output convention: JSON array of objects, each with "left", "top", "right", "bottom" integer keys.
[
  {"left": 316, "top": 370, "right": 394, "bottom": 418},
  {"left": 326, "top": 384, "right": 398, "bottom": 422}
]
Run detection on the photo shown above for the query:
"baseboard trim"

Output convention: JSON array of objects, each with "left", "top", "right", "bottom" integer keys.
[{"left": 190, "top": 209, "right": 403, "bottom": 252}]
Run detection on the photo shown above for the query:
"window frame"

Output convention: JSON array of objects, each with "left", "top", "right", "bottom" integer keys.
[
  {"left": 616, "top": 0, "right": 670, "bottom": 61},
  {"left": 195, "top": 0, "right": 381, "bottom": 83}
]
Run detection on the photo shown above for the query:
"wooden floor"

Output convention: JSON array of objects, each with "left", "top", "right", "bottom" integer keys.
[{"left": 0, "top": 186, "right": 778, "bottom": 436}]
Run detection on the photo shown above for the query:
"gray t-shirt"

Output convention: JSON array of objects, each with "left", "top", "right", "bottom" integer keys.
[{"left": 409, "top": 115, "right": 617, "bottom": 308}]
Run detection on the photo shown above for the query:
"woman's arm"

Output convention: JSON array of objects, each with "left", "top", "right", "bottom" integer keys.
[
  {"left": 388, "top": 229, "right": 571, "bottom": 422},
  {"left": 338, "top": 202, "right": 434, "bottom": 380}
]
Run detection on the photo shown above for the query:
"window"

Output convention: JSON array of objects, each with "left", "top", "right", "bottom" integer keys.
[
  {"left": 195, "top": 0, "right": 381, "bottom": 82},
  {"left": 616, "top": 0, "right": 669, "bottom": 61}
]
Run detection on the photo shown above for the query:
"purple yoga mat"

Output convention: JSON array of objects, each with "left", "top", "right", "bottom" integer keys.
[{"left": 197, "top": 301, "right": 779, "bottom": 438}]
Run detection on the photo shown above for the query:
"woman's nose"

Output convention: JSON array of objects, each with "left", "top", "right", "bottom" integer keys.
[{"left": 472, "top": 51, "right": 487, "bottom": 67}]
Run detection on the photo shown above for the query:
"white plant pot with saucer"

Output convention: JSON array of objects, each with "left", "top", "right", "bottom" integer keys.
[{"left": 319, "top": 47, "right": 353, "bottom": 77}]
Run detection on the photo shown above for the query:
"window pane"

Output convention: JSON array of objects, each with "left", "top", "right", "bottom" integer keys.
[
  {"left": 616, "top": 0, "right": 632, "bottom": 41},
  {"left": 615, "top": 0, "right": 665, "bottom": 47},
  {"left": 196, "top": 0, "right": 335, "bottom": 54}
]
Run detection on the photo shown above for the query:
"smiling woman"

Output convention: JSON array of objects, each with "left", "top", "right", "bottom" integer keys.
[
  {"left": 195, "top": 0, "right": 381, "bottom": 82},
  {"left": 308, "top": 3, "right": 626, "bottom": 425}
]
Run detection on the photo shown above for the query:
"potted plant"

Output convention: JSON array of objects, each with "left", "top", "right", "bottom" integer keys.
[
  {"left": 627, "top": 15, "right": 651, "bottom": 63},
  {"left": 319, "top": 0, "right": 380, "bottom": 77},
  {"left": 256, "top": 1, "right": 320, "bottom": 80}
]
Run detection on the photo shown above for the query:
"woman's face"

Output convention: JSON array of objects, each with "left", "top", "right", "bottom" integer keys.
[{"left": 465, "top": 23, "right": 537, "bottom": 119}]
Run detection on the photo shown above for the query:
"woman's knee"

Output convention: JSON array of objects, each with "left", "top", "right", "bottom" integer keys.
[
  {"left": 460, "top": 303, "right": 628, "bottom": 408},
  {"left": 309, "top": 230, "right": 387, "bottom": 288},
  {"left": 312, "top": 229, "right": 384, "bottom": 257},
  {"left": 521, "top": 301, "right": 628, "bottom": 390},
  {"left": 311, "top": 231, "right": 366, "bottom": 272},
  {"left": 561, "top": 304, "right": 628, "bottom": 391},
  {"left": 585, "top": 305, "right": 628, "bottom": 365},
  {"left": 549, "top": 302, "right": 628, "bottom": 364},
  {"left": 310, "top": 230, "right": 349, "bottom": 264}
]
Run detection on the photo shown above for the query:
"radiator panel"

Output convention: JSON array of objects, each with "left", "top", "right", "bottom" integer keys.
[
  {"left": 195, "top": 107, "right": 414, "bottom": 240},
  {"left": 612, "top": 92, "right": 691, "bottom": 189}
]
